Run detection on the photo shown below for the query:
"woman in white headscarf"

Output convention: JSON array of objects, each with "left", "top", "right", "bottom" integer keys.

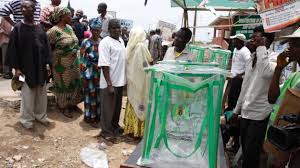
[{"left": 124, "top": 27, "right": 153, "bottom": 138}]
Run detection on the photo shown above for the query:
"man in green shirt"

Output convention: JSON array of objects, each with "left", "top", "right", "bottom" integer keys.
[{"left": 268, "top": 27, "right": 300, "bottom": 110}]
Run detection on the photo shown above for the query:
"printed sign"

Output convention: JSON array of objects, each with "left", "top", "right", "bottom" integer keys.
[
  {"left": 120, "top": 19, "right": 133, "bottom": 29},
  {"left": 259, "top": 1, "right": 300, "bottom": 32},
  {"left": 260, "top": 0, "right": 293, "bottom": 11},
  {"left": 232, "top": 15, "right": 262, "bottom": 39}
]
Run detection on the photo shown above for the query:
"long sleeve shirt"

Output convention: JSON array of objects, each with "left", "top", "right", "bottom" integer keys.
[{"left": 234, "top": 46, "right": 276, "bottom": 120}]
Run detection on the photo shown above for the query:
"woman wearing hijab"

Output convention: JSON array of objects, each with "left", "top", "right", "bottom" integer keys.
[
  {"left": 79, "top": 18, "right": 102, "bottom": 127},
  {"left": 47, "top": 7, "right": 81, "bottom": 118},
  {"left": 124, "top": 27, "right": 153, "bottom": 138}
]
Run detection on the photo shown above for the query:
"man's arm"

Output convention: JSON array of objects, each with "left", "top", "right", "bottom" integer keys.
[
  {"left": 102, "top": 66, "right": 114, "bottom": 94},
  {"left": 3, "top": 16, "right": 15, "bottom": 26},
  {"left": 0, "top": 1, "right": 16, "bottom": 26},
  {"left": 268, "top": 67, "right": 282, "bottom": 104},
  {"left": 5, "top": 25, "right": 22, "bottom": 77},
  {"left": 268, "top": 52, "right": 290, "bottom": 104},
  {"left": 98, "top": 40, "right": 114, "bottom": 93},
  {"left": 102, "top": 66, "right": 112, "bottom": 86}
]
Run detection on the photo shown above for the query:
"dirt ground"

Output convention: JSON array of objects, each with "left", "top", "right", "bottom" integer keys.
[{"left": 0, "top": 102, "right": 137, "bottom": 168}]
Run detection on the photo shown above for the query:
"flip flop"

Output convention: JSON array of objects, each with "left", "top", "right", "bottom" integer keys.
[
  {"left": 99, "top": 133, "right": 117, "bottom": 144},
  {"left": 62, "top": 110, "right": 73, "bottom": 118}
]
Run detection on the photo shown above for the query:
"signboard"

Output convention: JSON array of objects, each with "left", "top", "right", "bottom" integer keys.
[
  {"left": 158, "top": 20, "right": 176, "bottom": 40},
  {"left": 232, "top": 15, "right": 262, "bottom": 39},
  {"left": 259, "top": 1, "right": 300, "bottom": 32},
  {"left": 107, "top": 11, "right": 116, "bottom": 19},
  {"left": 259, "top": 0, "right": 294, "bottom": 11},
  {"left": 119, "top": 19, "right": 133, "bottom": 29}
]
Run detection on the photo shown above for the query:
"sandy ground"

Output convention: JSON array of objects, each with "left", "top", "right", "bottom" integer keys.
[{"left": 0, "top": 101, "right": 137, "bottom": 168}]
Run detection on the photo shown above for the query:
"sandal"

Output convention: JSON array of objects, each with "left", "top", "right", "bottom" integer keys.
[
  {"left": 99, "top": 132, "right": 117, "bottom": 144},
  {"left": 89, "top": 121, "right": 100, "bottom": 128},
  {"left": 62, "top": 109, "right": 73, "bottom": 118}
]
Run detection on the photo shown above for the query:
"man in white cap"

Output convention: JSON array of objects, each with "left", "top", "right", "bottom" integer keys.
[{"left": 226, "top": 33, "right": 251, "bottom": 112}]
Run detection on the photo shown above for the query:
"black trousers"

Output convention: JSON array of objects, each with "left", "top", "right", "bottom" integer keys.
[
  {"left": 100, "top": 86, "right": 123, "bottom": 136},
  {"left": 227, "top": 77, "right": 243, "bottom": 111},
  {"left": 240, "top": 116, "right": 269, "bottom": 168}
]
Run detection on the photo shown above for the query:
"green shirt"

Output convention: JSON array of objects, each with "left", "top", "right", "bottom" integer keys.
[{"left": 270, "top": 72, "right": 300, "bottom": 122}]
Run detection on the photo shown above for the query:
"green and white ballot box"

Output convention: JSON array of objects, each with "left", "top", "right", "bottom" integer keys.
[
  {"left": 187, "top": 45, "right": 231, "bottom": 70},
  {"left": 139, "top": 61, "right": 228, "bottom": 168}
]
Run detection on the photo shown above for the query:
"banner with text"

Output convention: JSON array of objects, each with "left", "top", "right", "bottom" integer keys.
[{"left": 259, "top": 1, "right": 300, "bottom": 32}]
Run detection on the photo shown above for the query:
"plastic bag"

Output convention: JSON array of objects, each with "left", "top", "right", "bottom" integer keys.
[{"left": 80, "top": 143, "right": 108, "bottom": 168}]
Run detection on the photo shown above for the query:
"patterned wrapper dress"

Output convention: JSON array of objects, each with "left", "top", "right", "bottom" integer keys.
[
  {"left": 79, "top": 38, "right": 101, "bottom": 122},
  {"left": 47, "top": 25, "right": 82, "bottom": 109}
]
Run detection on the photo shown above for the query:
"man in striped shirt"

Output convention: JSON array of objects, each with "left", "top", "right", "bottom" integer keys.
[{"left": 0, "top": 0, "right": 41, "bottom": 26}]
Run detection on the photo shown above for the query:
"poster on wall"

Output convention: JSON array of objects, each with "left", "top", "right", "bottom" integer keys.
[{"left": 259, "top": 1, "right": 300, "bottom": 32}]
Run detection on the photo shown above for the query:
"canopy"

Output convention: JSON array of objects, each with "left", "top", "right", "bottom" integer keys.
[{"left": 171, "top": 0, "right": 256, "bottom": 10}]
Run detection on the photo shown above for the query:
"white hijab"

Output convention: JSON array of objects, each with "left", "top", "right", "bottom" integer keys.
[{"left": 126, "top": 27, "right": 153, "bottom": 121}]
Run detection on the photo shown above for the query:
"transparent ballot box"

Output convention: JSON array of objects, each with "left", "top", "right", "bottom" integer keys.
[
  {"left": 139, "top": 61, "right": 228, "bottom": 168},
  {"left": 187, "top": 44, "right": 231, "bottom": 70}
]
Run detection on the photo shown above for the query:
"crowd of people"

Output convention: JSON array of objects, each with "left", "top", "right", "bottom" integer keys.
[
  {"left": 0, "top": 0, "right": 193, "bottom": 141},
  {"left": 0, "top": 0, "right": 299, "bottom": 167},
  {"left": 225, "top": 26, "right": 300, "bottom": 167}
]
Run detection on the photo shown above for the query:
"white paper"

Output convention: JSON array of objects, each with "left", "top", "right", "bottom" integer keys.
[{"left": 19, "top": 75, "right": 25, "bottom": 82}]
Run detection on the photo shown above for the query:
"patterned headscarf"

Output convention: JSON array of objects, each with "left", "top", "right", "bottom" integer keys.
[
  {"left": 49, "top": 7, "right": 71, "bottom": 25},
  {"left": 89, "top": 18, "right": 102, "bottom": 30}
]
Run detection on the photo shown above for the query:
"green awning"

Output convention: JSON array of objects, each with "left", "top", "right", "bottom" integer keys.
[{"left": 171, "top": 0, "right": 255, "bottom": 9}]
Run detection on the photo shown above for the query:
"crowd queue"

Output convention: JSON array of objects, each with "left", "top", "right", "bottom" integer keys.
[
  {"left": 0, "top": 0, "right": 300, "bottom": 168},
  {"left": 0, "top": 0, "right": 173, "bottom": 140}
]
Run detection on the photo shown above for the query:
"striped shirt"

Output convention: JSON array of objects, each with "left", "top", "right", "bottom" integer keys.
[{"left": 0, "top": 0, "right": 41, "bottom": 23}]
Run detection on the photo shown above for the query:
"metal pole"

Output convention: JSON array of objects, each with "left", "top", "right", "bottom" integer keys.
[
  {"left": 183, "top": 0, "right": 189, "bottom": 28},
  {"left": 192, "top": 8, "right": 197, "bottom": 42}
]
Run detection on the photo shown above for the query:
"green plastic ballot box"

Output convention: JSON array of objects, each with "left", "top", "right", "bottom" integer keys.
[{"left": 139, "top": 61, "right": 228, "bottom": 168}]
